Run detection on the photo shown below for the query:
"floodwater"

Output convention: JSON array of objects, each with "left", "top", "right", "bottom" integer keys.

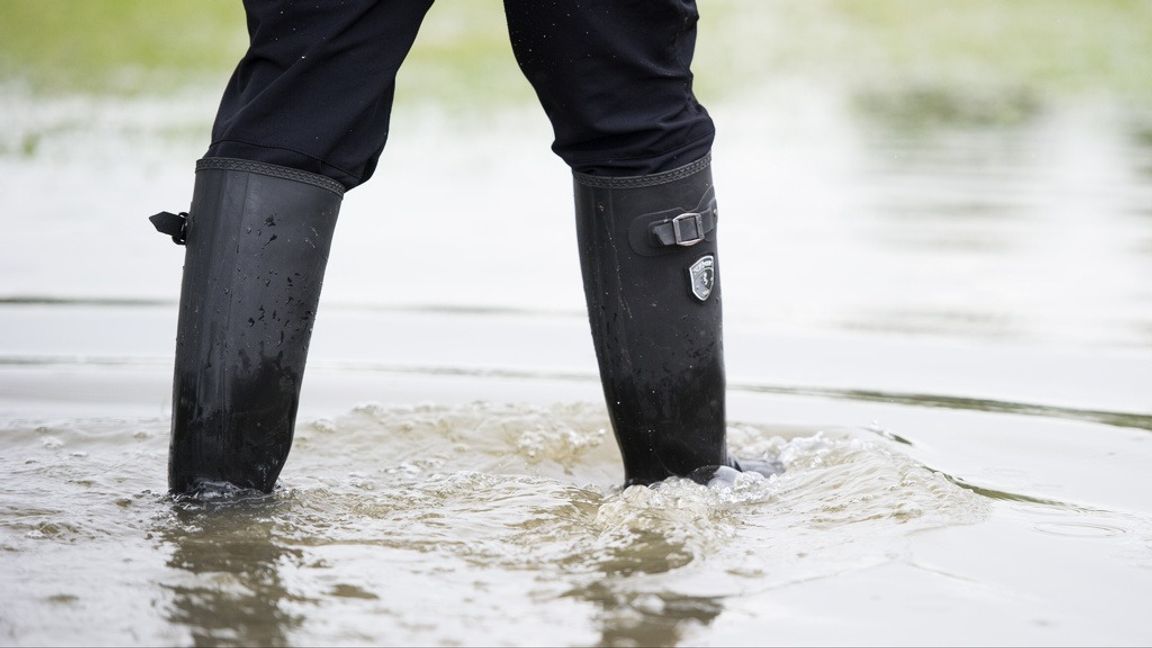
[{"left": 2, "top": 83, "right": 1152, "bottom": 646}]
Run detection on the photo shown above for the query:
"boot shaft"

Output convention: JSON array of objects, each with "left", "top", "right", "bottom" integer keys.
[
  {"left": 168, "top": 159, "right": 343, "bottom": 494},
  {"left": 573, "top": 155, "right": 729, "bottom": 485}
]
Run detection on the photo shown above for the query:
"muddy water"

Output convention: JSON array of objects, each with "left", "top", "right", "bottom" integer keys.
[
  {"left": 0, "top": 402, "right": 987, "bottom": 645},
  {"left": 2, "top": 378, "right": 1151, "bottom": 646}
]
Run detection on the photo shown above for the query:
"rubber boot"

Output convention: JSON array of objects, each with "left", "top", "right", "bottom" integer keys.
[
  {"left": 574, "top": 154, "right": 751, "bottom": 486},
  {"left": 153, "top": 158, "right": 344, "bottom": 495}
]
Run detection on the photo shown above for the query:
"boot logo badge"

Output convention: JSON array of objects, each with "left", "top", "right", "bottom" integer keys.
[{"left": 688, "top": 255, "right": 715, "bottom": 302}]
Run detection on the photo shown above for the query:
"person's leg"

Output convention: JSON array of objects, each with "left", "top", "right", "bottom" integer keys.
[
  {"left": 504, "top": 0, "right": 771, "bottom": 485},
  {"left": 207, "top": 0, "right": 434, "bottom": 189},
  {"left": 503, "top": 0, "right": 713, "bottom": 177},
  {"left": 159, "top": 0, "right": 432, "bottom": 495}
]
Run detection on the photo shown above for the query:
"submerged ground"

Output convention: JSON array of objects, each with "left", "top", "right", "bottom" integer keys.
[{"left": 1, "top": 1, "right": 1151, "bottom": 646}]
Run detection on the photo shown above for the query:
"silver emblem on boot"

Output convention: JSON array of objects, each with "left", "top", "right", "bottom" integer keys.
[{"left": 688, "top": 255, "right": 715, "bottom": 302}]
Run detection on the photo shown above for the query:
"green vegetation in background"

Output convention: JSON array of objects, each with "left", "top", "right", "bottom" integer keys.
[
  {"left": 0, "top": 0, "right": 530, "bottom": 100},
  {"left": 0, "top": 0, "right": 247, "bottom": 94},
  {"left": 726, "top": 0, "right": 1152, "bottom": 126},
  {"left": 835, "top": 0, "right": 1152, "bottom": 97},
  {"left": 1, "top": 0, "right": 1151, "bottom": 109}
]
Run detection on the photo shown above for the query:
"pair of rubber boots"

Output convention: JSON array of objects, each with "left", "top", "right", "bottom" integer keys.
[{"left": 154, "top": 156, "right": 758, "bottom": 495}]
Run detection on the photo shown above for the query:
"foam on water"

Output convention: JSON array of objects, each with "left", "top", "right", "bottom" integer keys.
[{"left": 0, "top": 401, "right": 988, "bottom": 645}]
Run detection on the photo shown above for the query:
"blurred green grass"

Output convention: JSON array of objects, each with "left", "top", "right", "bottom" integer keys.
[
  {"left": 0, "top": 0, "right": 246, "bottom": 94},
  {"left": 1, "top": 0, "right": 1151, "bottom": 108}
]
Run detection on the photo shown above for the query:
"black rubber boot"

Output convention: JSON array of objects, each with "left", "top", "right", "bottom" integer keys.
[
  {"left": 153, "top": 158, "right": 343, "bottom": 495},
  {"left": 574, "top": 154, "right": 747, "bottom": 486}
]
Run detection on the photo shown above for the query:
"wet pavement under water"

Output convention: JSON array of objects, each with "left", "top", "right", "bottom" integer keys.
[{"left": 1, "top": 86, "right": 1152, "bottom": 645}]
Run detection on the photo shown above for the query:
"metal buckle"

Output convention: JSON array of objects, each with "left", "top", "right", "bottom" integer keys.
[{"left": 671, "top": 212, "right": 705, "bottom": 246}]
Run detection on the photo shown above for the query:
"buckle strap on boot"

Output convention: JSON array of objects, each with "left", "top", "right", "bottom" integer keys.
[
  {"left": 149, "top": 211, "right": 188, "bottom": 245},
  {"left": 650, "top": 206, "right": 717, "bottom": 247},
  {"left": 626, "top": 189, "right": 718, "bottom": 257}
]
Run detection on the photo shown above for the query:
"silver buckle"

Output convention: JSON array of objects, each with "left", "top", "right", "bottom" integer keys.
[{"left": 671, "top": 212, "right": 705, "bottom": 246}]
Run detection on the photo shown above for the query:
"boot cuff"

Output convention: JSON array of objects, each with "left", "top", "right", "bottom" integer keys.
[
  {"left": 196, "top": 158, "right": 346, "bottom": 197},
  {"left": 573, "top": 153, "right": 710, "bottom": 190}
]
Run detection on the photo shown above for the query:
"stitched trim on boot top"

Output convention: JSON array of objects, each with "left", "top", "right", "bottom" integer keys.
[
  {"left": 196, "top": 158, "right": 346, "bottom": 196},
  {"left": 573, "top": 154, "right": 710, "bottom": 190}
]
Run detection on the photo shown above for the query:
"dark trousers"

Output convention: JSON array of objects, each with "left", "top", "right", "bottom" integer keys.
[{"left": 205, "top": 0, "right": 716, "bottom": 189}]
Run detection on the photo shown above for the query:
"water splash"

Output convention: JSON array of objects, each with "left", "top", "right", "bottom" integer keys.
[{"left": 0, "top": 401, "right": 999, "bottom": 644}]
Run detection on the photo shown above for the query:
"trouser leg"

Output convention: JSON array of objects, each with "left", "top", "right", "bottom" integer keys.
[
  {"left": 207, "top": 0, "right": 434, "bottom": 189},
  {"left": 503, "top": 0, "right": 715, "bottom": 176}
]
